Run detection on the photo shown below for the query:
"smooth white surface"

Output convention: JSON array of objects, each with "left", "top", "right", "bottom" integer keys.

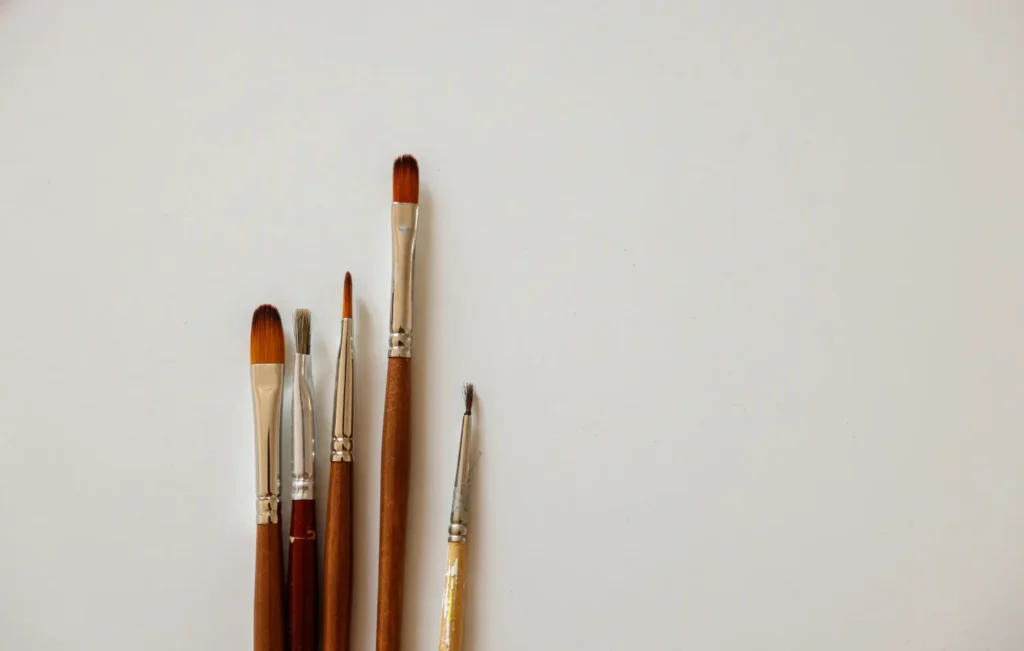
[{"left": 1, "top": 2, "right": 1023, "bottom": 649}]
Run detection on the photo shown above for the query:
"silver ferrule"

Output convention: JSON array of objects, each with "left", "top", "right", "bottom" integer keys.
[
  {"left": 251, "top": 364, "right": 284, "bottom": 524},
  {"left": 291, "top": 353, "right": 315, "bottom": 500},
  {"left": 331, "top": 318, "right": 354, "bottom": 462},
  {"left": 389, "top": 202, "right": 419, "bottom": 358},
  {"left": 448, "top": 413, "right": 473, "bottom": 542}
]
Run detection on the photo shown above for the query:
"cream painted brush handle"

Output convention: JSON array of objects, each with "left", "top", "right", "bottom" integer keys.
[{"left": 438, "top": 541, "right": 468, "bottom": 651}]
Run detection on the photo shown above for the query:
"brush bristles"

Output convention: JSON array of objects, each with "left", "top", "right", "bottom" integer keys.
[
  {"left": 294, "top": 309, "right": 311, "bottom": 355},
  {"left": 251, "top": 304, "right": 285, "bottom": 364},
  {"left": 463, "top": 383, "right": 474, "bottom": 415},
  {"left": 343, "top": 272, "right": 352, "bottom": 319},
  {"left": 393, "top": 154, "right": 419, "bottom": 203}
]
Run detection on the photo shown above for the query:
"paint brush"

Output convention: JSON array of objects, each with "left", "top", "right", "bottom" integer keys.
[
  {"left": 289, "top": 309, "right": 317, "bottom": 651},
  {"left": 323, "top": 274, "right": 355, "bottom": 651},
  {"left": 437, "top": 384, "right": 475, "bottom": 651},
  {"left": 250, "top": 304, "right": 286, "bottom": 651},
  {"left": 376, "top": 155, "right": 419, "bottom": 651}
]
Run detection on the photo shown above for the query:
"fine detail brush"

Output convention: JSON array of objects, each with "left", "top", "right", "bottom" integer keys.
[
  {"left": 437, "top": 384, "right": 475, "bottom": 651},
  {"left": 289, "top": 309, "right": 317, "bottom": 651},
  {"left": 250, "top": 304, "right": 286, "bottom": 651},
  {"left": 376, "top": 154, "right": 420, "bottom": 651},
  {"left": 323, "top": 273, "right": 355, "bottom": 651}
]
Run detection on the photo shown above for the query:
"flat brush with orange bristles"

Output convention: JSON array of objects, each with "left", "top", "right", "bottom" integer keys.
[
  {"left": 323, "top": 273, "right": 355, "bottom": 651},
  {"left": 376, "top": 155, "right": 419, "bottom": 651},
  {"left": 250, "top": 305, "right": 286, "bottom": 651}
]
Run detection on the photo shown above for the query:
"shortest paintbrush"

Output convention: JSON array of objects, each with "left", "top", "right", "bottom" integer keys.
[
  {"left": 438, "top": 384, "right": 475, "bottom": 651},
  {"left": 289, "top": 309, "right": 317, "bottom": 651}
]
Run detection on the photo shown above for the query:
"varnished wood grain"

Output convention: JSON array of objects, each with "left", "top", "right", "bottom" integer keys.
[
  {"left": 322, "top": 461, "right": 354, "bottom": 651},
  {"left": 255, "top": 521, "right": 285, "bottom": 651},
  {"left": 288, "top": 499, "right": 317, "bottom": 651},
  {"left": 376, "top": 357, "right": 412, "bottom": 651},
  {"left": 437, "top": 541, "right": 468, "bottom": 651}
]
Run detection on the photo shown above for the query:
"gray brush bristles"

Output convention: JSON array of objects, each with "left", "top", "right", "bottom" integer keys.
[{"left": 294, "top": 309, "right": 311, "bottom": 355}]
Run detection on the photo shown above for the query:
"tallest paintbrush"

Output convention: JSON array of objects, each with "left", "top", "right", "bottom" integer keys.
[{"left": 375, "top": 155, "right": 420, "bottom": 651}]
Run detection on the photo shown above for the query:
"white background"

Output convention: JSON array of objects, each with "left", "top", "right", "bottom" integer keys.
[{"left": 1, "top": 2, "right": 1022, "bottom": 649}]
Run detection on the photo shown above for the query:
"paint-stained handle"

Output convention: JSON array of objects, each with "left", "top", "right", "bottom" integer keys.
[{"left": 438, "top": 541, "right": 468, "bottom": 651}]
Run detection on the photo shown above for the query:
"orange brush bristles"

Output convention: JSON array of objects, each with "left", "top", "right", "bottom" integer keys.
[
  {"left": 393, "top": 154, "right": 419, "bottom": 203},
  {"left": 250, "top": 304, "right": 285, "bottom": 365},
  {"left": 343, "top": 272, "right": 353, "bottom": 319}
]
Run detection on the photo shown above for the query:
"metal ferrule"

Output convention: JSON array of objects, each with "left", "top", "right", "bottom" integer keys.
[
  {"left": 447, "top": 413, "right": 473, "bottom": 543},
  {"left": 388, "top": 202, "right": 419, "bottom": 358},
  {"left": 331, "top": 318, "right": 354, "bottom": 462},
  {"left": 291, "top": 353, "right": 315, "bottom": 500},
  {"left": 250, "top": 364, "right": 284, "bottom": 524}
]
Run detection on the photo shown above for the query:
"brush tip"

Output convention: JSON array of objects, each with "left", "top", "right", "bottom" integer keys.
[
  {"left": 463, "top": 383, "right": 474, "bottom": 415},
  {"left": 343, "top": 272, "right": 352, "bottom": 319},
  {"left": 251, "top": 304, "right": 285, "bottom": 364},
  {"left": 393, "top": 154, "right": 419, "bottom": 203},
  {"left": 294, "top": 309, "right": 311, "bottom": 355}
]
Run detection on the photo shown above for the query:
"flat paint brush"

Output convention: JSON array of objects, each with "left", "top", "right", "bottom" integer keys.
[
  {"left": 289, "top": 309, "right": 317, "bottom": 651},
  {"left": 323, "top": 273, "right": 355, "bottom": 651},
  {"left": 376, "top": 155, "right": 419, "bottom": 651},
  {"left": 250, "top": 305, "right": 286, "bottom": 651}
]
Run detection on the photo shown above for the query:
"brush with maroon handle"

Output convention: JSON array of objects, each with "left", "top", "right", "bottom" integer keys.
[{"left": 289, "top": 309, "right": 317, "bottom": 651}]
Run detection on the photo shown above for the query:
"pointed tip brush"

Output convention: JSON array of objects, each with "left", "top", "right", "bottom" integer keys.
[
  {"left": 343, "top": 271, "right": 353, "bottom": 319},
  {"left": 323, "top": 274, "right": 355, "bottom": 651},
  {"left": 250, "top": 304, "right": 285, "bottom": 651}
]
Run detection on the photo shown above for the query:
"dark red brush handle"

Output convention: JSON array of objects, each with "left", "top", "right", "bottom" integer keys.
[{"left": 288, "top": 500, "right": 317, "bottom": 651}]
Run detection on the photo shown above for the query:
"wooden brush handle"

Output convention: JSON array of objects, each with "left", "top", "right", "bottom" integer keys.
[
  {"left": 288, "top": 499, "right": 317, "bottom": 651},
  {"left": 322, "top": 461, "right": 354, "bottom": 651},
  {"left": 438, "top": 541, "right": 468, "bottom": 651},
  {"left": 376, "top": 357, "right": 413, "bottom": 651},
  {"left": 255, "top": 521, "right": 285, "bottom": 651}
]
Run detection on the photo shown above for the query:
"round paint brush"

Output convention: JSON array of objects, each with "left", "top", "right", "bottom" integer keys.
[
  {"left": 323, "top": 273, "right": 355, "bottom": 651},
  {"left": 438, "top": 384, "right": 475, "bottom": 651}
]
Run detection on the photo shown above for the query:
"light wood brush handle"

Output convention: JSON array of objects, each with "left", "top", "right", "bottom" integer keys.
[
  {"left": 322, "top": 461, "right": 354, "bottom": 651},
  {"left": 438, "top": 541, "right": 468, "bottom": 651},
  {"left": 288, "top": 500, "right": 317, "bottom": 651},
  {"left": 376, "top": 357, "right": 412, "bottom": 651},
  {"left": 255, "top": 522, "right": 285, "bottom": 651}
]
